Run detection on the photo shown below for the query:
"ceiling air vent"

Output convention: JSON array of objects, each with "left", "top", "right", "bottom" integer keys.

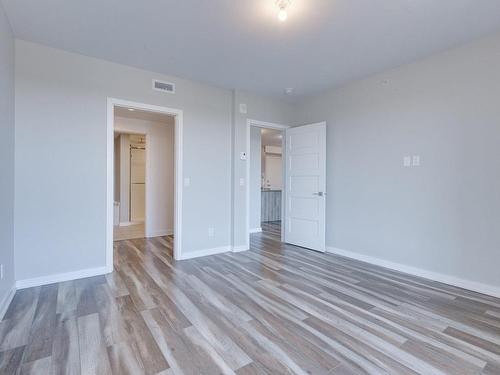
[{"left": 152, "top": 79, "right": 175, "bottom": 94}]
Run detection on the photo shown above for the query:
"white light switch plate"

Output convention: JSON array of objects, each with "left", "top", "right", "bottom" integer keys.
[
  {"left": 412, "top": 155, "right": 421, "bottom": 166},
  {"left": 184, "top": 177, "right": 191, "bottom": 187},
  {"left": 403, "top": 156, "right": 411, "bottom": 167},
  {"left": 239, "top": 103, "right": 247, "bottom": 114}
]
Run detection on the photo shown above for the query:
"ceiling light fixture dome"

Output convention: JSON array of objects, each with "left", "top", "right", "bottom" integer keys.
[{"left": 276, "top": 0, "right": 291, "bottom": 22}]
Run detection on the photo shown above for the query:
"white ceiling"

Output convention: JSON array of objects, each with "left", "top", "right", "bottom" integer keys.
[
  {"left": 3, "top": 0, "right": 500, "bottom": 100},
  {"left": 115, "top": 106, "right": 175, "bottom": 123}
]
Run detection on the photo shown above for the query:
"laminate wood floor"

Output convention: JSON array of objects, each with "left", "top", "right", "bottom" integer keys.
[
  {"left": 261, "top": 221, "right": 281, "bottom": 237},
  {"left": 1, "top": 231, "right": 500, "bottom": 374}
]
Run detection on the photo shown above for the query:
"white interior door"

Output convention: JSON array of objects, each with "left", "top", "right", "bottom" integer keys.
[
  {"left": 285, "top": 122, "right": 326, "bottom": 252},
  {"left": 130, "top": 148, "right": 145, "bottom": 222}
]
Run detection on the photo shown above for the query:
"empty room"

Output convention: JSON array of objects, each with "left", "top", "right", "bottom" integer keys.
[{"left": 1, "top": 1, "right": 500, "bottom": 374}]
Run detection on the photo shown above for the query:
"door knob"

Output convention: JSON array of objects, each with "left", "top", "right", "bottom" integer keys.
[{"left": 313, "top": 192, "right": 324, "bottom": 197}]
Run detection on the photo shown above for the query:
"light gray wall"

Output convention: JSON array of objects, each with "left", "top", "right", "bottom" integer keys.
[
  {"left": 249, "top": 126, "right": 262, "bottom": 230},
  {"left": 11, "top": 27, "right": 500, "bottom": 293},
  {"left": 232, "top": 91, "right": 294, "bottom": 248},
  {"left": 294, "top": 32, "right": 500, "bottom": 288},
  {"left": 115, "top": 116, "right": 175, "bottom": 236},
  {"left": 14, "top": 40, "right": 233, "bottom": 281},
  {"left": 0, "top": 3, "right": 15, "bottom": 307}
]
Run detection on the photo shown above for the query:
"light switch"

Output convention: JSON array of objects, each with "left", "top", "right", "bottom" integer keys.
[
  {"left": 412, "top": 155, "right": 421, "bottom": 166},
  {"left": 239, "top": 103, "right": 247, "bottom": 114},
  {"left": 184, "top": 177, "right": 191, "bottom": 187},
  {"left": 403, "top": 156, "right": 411, "bottom": 167},
  {"left": 239, "top": 178, "right": 245, "bottom": 186}
]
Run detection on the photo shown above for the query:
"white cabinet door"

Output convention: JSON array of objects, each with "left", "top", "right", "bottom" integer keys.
[{"left": 284, "top": 122, "right": 326, "bottom": 252}]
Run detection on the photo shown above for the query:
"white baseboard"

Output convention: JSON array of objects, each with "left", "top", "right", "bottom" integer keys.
[
  {"left": 0, "top": 284, "right": 16, "bottom": 320},
  {"left": 178, "top": 246, "right": 231, "bottom": 260},
  {"left": 146, "top": 229, "right": 173, "bottom": 238},
  {"left": 249, "top": 228, "right": 262, "bottom": 233},
  {"left": 232, "top": 245, "right": 249, "bottom": 253},
  {"left": 119, "top": 221, "right": 143, "bottom": 227},
  {"left": 326, "top": 247, "right": 500, "bottom": 299},
  {"left": 16, "top": 266, "right": 110, "bottom": 290},
  {"left": 179, "top": 244, "right": 249, "bottom": 259}
]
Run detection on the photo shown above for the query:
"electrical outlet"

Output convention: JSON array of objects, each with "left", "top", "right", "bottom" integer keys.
[{"left": 208, "top": 227, "right": 215, "bottom": 238}]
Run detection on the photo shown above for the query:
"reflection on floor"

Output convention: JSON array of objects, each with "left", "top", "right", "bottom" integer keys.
[
  {"left": 261, "top": 220, "right": 281, "bottom": 237},
  {"left": 113, "top": 223, "right": 145, "bottom": 241}
]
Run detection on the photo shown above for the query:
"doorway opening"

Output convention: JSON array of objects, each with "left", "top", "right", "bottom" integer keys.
[
  {"left": 113, "top": 131, "right": 147, "bottom": 240},
  {"left": 112, "top": 106, "right": 175, "bottom": 243},
  {"left": 106, "top": 98, "right": 183, "bottom": 271},
  {"left": 246, "top": 120, "right": 289, "bottom": 248}
]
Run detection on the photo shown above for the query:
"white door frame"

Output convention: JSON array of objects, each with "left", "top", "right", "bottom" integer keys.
[
  {"left": 246, "top": 119, "right": 289, "bottom": 249},
  {"left": 106, "top": 97, "right": 183, "bottom": 271}
]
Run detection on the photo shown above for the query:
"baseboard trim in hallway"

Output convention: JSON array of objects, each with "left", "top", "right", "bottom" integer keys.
[
  {"left": 146, "top": 229, "right": 174, "bottom": 238},
  {"left": 327, "top": 246, "right": 500, "bottom": 299},
  {"left": 15, "top": 266, "right": 109, "bottom": 290}
]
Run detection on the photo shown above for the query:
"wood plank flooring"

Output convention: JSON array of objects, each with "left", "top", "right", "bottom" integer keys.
[
  {"left": 1, "top": 228, "right": 500, "bottom": 374},
  {"left": 261, "top": 221, "right": 281, "bottom": 237}
]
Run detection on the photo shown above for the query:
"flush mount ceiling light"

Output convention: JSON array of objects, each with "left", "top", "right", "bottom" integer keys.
[{"left": 276, "top": 0, "right": 291, "bottom": 22}]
